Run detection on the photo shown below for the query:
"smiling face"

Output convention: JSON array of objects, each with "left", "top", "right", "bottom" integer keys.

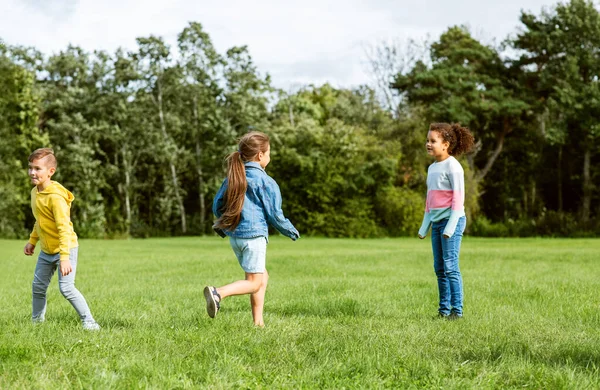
[
  {"left": 425, "top": 130, "right": 450, "bottom": 162},
  {"left": 28, "top": 156, "right": 56, "bottom": 190}
]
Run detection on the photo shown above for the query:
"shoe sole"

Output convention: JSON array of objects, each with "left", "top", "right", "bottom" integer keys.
[{"left": 203, "top": 286, "right": 218, "bottom": 318}]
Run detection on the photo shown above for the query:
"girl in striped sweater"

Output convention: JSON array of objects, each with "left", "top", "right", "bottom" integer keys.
[{"left": 418, "top": 123, "right": 474, "bottom": 320}]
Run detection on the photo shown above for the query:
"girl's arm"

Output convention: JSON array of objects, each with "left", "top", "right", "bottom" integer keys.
[
  {"left": 212, "top": 180, "right": 227, "bottom": 219},
  {"left": 418, "top": 211, "right": 432, "bottom": 238},
  {"left": 211, "top": 180, "right": 227, "bottom": 237},
  {"left": 260, "top": 180, "right": 299, "bottom": 240},
  {"left": 442, "top": 168, "right": 465, "bottom": 238}
]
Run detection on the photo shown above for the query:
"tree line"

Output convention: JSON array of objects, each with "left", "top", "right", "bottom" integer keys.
[{"left": 0, "top": 0, "right": 598, "bottom": 239}]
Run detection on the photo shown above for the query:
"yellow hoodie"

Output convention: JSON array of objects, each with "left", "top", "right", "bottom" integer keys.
[{"left": 28, "top": 181, "right": 78, "bottom": 261}]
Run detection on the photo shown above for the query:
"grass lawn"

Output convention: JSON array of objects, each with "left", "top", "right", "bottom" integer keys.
[{"left": 1, "top": 236, "right": 599, "bottom": 389}]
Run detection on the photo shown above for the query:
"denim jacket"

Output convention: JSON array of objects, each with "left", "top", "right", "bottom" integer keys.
[{"left": 212, "top": 162, "right": 299, "bottom": 241}]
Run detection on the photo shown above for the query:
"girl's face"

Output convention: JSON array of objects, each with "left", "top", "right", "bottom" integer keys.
[
  {"left": 257, "top": 144, "right": 271, "bottom": 168},
  {"left": 426, "top": 130, "right": 450, "bottom": 161}
]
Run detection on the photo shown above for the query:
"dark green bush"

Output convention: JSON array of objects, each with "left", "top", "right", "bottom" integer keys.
[{"left": 375, "top": 186, "right": 424, "bottom": 237}]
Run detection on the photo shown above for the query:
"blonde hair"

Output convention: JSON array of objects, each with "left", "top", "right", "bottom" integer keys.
[
  {"left": 28, "top": 148, "right": 57, "bottom": 168},
  {"left": 213, "top": 131, "right": 270, "bottom": 231}
]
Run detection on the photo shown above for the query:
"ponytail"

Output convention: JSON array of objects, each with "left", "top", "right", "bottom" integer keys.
[
  {"left": 213, "top": 131, "right": 270, "bottom": 231},
  {"left": 429, "top": 122, "right": 475, "bottom": 157},
  {"left": 214, "top": 151, "right": 246, "bottom": 231}
]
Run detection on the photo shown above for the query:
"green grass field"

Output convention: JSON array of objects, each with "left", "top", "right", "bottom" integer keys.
[{"left": 1, "top": 237, "right": 599, "bottom": 389}]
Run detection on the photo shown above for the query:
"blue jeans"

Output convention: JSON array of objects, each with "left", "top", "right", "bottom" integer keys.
[
  {"left": 431, "top": 216, "right": 466, "bottom": 316},
  {"left": 32, "top": 247, "right": 96, "bottom": 324}
]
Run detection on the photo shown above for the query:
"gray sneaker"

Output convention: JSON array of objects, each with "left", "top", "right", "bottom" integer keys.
[
  {"left": 447, "top": 313, "right": 463, "bottom": 321},
  {"left": 82, "top": 321, "right": 101, "bottom": 331},
  {"left": 203, "top": 286, "right": 221, "bottom": 318}
]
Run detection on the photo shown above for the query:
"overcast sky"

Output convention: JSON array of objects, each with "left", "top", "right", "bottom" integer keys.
[{"left": 0, "top": 0, "right": 554, "bottom": 89}]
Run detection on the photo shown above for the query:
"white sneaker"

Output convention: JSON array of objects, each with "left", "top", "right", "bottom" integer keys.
[{"left": 82, "top": 321, "right": 101, "bottom": 331}]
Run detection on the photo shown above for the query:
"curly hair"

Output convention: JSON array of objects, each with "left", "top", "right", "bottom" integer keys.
[{"left": 429, "top": 123, "right": 475, "bottom": 157}]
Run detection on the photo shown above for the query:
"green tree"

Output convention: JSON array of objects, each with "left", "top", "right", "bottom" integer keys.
[
  {"left": 177, "top": 22, "right": 232, "bottom": 233},
  {"left": 269, "top": 85, "right": 419, "bottom": 237},
  {"left": 0, "top": 44, "right": 46, "bottom": 237},
  {"left": 134, "top": 36, "right": 188, "bottom": 233},
  {"left": 514, "top": 0, "right": 600, "bottom": 223},
  {"left": 40, "top": 46, "right": 107, "bottom": 237},
  {"left": 393, "top": 26, "right": 531, "bottom": 219},
  {"left": 223, "top": 46, "right": 272, "bottom": 134}
]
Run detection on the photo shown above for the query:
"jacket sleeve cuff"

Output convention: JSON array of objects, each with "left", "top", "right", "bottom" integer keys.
[
  {"left": 60, "top": 253, "right": 70, "bottom": 262},
  {"left": 29, "top": 237, "right": 39, "bottom": 246}
]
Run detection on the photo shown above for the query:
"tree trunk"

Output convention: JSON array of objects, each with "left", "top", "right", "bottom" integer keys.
[
  {"left": 289, "top": 103, "right": 295, "bottom": 127},
  {"left": 558, "top": 145, "right": 563, "bottom": 212},
  {"left": 157, "top": 81, "right": 187, "bottom": 233},
  {"left": 475, "top": 118, "right": 509, "bottom": 182},
  {"left": 582, "top": 147, "right": 591, "bottom": 223},
  {"left": 530, "top": 180, "right": 536, "bottom": 215},
  {"left": 193, "top": 95, "right": 206, "bottom": 233},
  {"left": 121, "top": 144, "right": 132, "bottom": 236}
]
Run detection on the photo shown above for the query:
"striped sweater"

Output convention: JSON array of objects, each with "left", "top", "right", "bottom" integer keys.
[{"left": 418, "top": 156, "right": 465, "bottom": 238}]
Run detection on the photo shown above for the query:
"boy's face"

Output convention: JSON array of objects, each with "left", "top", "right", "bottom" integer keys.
[{"left": 28, "top": 157, "right": 56, "bottom": 190}]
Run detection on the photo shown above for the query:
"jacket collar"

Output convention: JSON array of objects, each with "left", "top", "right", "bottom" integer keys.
[{"left": 244, "top": 161, "right": 265, "bottom": 173}]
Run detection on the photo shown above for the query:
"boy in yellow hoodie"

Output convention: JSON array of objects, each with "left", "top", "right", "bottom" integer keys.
[{"left": 23, "top": 148, "right": 100, "bottom": 330}]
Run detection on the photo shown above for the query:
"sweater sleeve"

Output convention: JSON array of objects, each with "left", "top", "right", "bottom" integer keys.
[
  {"left": 418, "top": 211, "right": 432, "bottom": 238},
  {"left": 50, "top": 195, "right": 72, "bottom": 262},
  {"left": 442, "top": 167, "right": 465, "bottom": 238},
  {"left": 29, "top": 221, "right": 39, "bottom": 246}
]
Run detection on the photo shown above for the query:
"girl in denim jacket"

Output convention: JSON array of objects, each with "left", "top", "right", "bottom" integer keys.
[
  {"left": 418, "top": 123, "right": 474, "bottom": 320},
  {"left": 204, "top": 131, "right": 299, "bottom": 327}
]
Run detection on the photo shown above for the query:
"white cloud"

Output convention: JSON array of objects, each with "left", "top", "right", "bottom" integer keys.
[{"left": 0, "top": 0, "right": 557, "bottom": 89}]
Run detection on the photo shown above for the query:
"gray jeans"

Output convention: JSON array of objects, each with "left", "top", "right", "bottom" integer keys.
[{"left": 32, "top": 247, "right": 95, "bottom": 323}]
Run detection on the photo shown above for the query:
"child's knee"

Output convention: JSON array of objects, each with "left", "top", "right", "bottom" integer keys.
[
  {"left": 32, "top": 280, "right": 48, "bottom": 295},
  {"left": 248, "top": 277, "right": 264, "bottom": 293},
  {"left": 251, "top": 281, "right": 262, "bottom": 293},
  {"left": 59, "top": 283, "right": 76, "bottom": 299}
]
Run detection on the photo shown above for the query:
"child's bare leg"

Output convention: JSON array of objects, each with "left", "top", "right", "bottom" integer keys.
[
  {"left": 250, "top": 269, "right": 269, "bottom": 327},
  {"left": 216, "top": 272, "right": 263, "bottom": 300}
]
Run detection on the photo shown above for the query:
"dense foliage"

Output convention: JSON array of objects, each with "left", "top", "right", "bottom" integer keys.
[{"left": 0, "top": 1, "right": 598, "bottom": 238}]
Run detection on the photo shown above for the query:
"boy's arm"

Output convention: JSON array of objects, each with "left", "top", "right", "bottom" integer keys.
[
  {"left": 25, "top": 222, "right": 39, "bottom": 255},
  {"left": 29, "top": 221, "right": 40, "bottom": 246},
  {"left": 260, "top": 180, "right": 299, "bottom": 240},
  {"left": 50, "top": 195, "right": 72, "bottom": 262}
]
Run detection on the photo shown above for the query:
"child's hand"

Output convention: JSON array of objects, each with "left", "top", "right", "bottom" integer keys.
[
  {"left": 24, "top": 243, "right": 35, "bottom": 256},
  {"left": 443, "top": 234, "right": 450, "bottom": 239},
  {"left": 60, "top": 260, "right": 73, "bottom": 276}
]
